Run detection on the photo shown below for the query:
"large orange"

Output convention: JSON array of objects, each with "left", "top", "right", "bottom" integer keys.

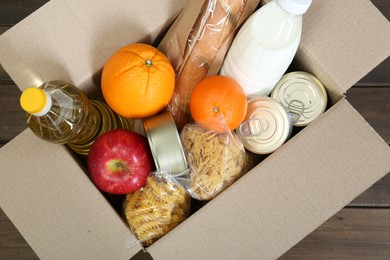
[
  {"left": 101, "top": 43, "right": 175, "bottom": 118},
  {"left": 190, "top": 75, "right": 247, "bottom": 133}
]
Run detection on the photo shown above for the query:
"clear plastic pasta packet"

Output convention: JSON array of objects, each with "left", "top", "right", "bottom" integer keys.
[
  {"left": 179, "top": 120, "right": 253, "bottom": 201},
  {"left": 123, "top": 171, "right": 191, "bottom": 246}
]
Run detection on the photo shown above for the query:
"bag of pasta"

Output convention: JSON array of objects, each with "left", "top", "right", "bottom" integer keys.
[
  {"left": 180, "top": 121, "right": 253, "bottom": 200},
  {"left": 123, "top": 173, "right": 191, "bottom": 246}
]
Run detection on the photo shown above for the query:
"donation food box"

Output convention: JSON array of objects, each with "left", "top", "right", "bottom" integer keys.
[{"left": 1, "top": 0, "right": 390, "bottom": 259}]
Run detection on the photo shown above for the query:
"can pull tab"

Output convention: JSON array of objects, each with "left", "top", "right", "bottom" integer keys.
[
  {"left": 238, "top": 118, "right": 263, "bottom": 137},
  {"left": 287, "top": 99, "right": 305, "bottom": 123}
]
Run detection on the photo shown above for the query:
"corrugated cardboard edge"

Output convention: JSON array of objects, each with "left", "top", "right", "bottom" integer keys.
[
  {"left": 0, "top": 0, "right": 187, "bottom": 96},
  {"left": 148, "top": 98, "right": 390, "bottom": 260},
  {"left": 158, "top": 0, "right": 261, "bottom": 76},
  {"left": 296, "top": 0, "right": 390, "bottom": 95},
  {"left": 0, "top": 129, "right": 143, "bottom": 260},
  {"left": 0, "top": 0, "right": 188, "bottom": 259}
]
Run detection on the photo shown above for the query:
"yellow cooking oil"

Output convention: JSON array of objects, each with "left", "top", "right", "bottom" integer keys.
[{"left": 20, "top": 80, "right": 137, "bottom": 156}]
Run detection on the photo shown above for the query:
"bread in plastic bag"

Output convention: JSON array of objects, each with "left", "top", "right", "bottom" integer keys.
[
  {"left": 123, "top": 174, "right": 191, "bottom": 246},
  {"left": 179, "top": 121, "right": 252, "bottom": 200},
  {"left": 159, "top": 0, "right": 260, "bottom": 130}
]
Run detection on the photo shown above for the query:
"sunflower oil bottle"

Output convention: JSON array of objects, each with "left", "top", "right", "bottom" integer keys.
[{"left": 20, "top": 80, "right": 139, "bottom": 156}]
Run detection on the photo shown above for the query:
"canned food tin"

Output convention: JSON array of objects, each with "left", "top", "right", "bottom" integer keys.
[
  {"left": 143, "top": 111, "right": 188, "bottom": 177},
  {"left": 237, "top": 97, "right": 292, "bottom": 154},
  {"left": 271, "top": 71, "right": 327, "bottom": 127}
]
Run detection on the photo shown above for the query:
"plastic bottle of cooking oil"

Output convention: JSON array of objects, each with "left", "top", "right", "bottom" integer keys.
[
  {"left": 19, "top": 80, "right": 138, "bottom": 156},
  {"left": 220, "top": 0, "right": 312, "bottom": 97}
]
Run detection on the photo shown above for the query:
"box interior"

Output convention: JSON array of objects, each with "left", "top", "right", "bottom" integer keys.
[
  {"left": 147, "top": 98, "right": 390, "bottom": 260},
  {"left": 1, "top": 0, "right": 390, "bottom": 259}
]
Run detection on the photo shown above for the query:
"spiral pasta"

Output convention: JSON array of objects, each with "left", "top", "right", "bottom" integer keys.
[
  {"left": 180, "top": 123, "right": 251, "bottom": 200},
  {"left": 123, "top": 176, "right": 191, "bottom": 246}
]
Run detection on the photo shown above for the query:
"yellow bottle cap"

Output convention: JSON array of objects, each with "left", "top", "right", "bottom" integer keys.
[{"left": 20, "top": 87, "right": 50, "bottom": 115}]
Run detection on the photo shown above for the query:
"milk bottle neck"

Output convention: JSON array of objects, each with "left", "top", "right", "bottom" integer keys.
[{"left": 275, "top": 0, "right": 312, "bottom": 16}]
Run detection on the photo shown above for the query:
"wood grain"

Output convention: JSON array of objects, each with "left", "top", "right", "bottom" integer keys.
[
  {"left": 0, "top": 210, "right": 38, "bottom": 260},
  {"left": 0, "top": 0, "right": 48, "bottom": 25},
  {"left": 280, "top": 208, "right": 390, "bottom": 259},
  {"left": 347, "top": 87, "right": 390, "bottom": 146},
  {"left": 0, "top": 85, "right": 26, "bottom": 144},
  {"left": 356, "top": 0, "right": 390, "bottom": 86},
  {"left": 0, "top": 0, "right": 389, "bottom": 259}
]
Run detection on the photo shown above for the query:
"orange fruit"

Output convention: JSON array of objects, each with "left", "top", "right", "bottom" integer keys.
[
  {"left": 190, "top": 75, "right": 247, "bottom": 133},
  {"left": 101, "top": 43, "right": 175, "bottom": 118}
]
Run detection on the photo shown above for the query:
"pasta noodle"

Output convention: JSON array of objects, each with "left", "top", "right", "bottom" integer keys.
[
  {"left": 123, "top": 176, "right": 191, "bottom": 246},
  {"left": 180, "top": 123, "right": 252, "bottom": 200}
]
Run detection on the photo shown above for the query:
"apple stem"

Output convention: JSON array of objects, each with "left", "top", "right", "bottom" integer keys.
[{"left": 111, "top": 160, "right": 131, "bottom": 175}]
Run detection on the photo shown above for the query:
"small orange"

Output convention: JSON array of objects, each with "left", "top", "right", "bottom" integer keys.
[
  {"left": 190, "top": 75, "right": 247, "bottom": 133},
  {"left": 101, "top": 43, "right": 175, "bottom": 118}
]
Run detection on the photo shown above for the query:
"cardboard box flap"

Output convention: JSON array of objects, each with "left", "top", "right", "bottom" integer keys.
[
  {"left": 148, "top": 98, "right": 390, "bottom": 260},
  {"left": 296, "top": 0, "right": 390, "bottom": 96},
  {"left": 0, "top": 0, "right": 187, "bottom": 96},
  {"left": 0, "top": 129, "right": 142, "bottom": 260}
]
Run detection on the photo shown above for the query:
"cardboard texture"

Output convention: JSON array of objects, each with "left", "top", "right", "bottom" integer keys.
[
  {"left": 148, "top": 99, "right": 390, "bottom": 260},
  {"left": 0, "top": 130, "right": 142, "bottom": 259},
  {"left": 295, "top": 0, "right": 390, "bottom": 96},
  {"left": 0, "top": 0, "right": 187, "bottom": 95},
  {"left": 1, "top": 0, "right": 390, "bottom": 259}
]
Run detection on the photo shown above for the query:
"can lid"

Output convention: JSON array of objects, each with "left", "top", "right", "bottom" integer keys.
[
  {"left": 271, "top": 71, "right": 327, "bottom": 127},
  {"left": 20, "top": 87, "right": 52, "bottom": 116},
  {"left": 237, "top": 97, "right": 292, "bottom": 154},
  {"left": 143, "top": 111, "right": 188, "bottom": 177}
]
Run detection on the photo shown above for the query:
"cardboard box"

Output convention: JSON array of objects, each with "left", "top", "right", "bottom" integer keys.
[{"left": 1, "top": 0, "right": 390, "bottom": 259}]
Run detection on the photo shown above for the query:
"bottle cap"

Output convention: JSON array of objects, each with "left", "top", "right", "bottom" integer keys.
[
  {"left": 20, "top": 87, "right": 52, "bottom": 116},
  {"left": 276, "top": 0, "right": 312, "bottom": 15}
]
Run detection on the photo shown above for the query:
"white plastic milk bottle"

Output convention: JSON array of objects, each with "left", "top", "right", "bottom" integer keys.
[{"left": 220, "top": 0, "right": 312, "bottom": 97}]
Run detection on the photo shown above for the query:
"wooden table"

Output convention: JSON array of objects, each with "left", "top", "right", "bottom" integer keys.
[{"left": 1, "top": 1, "right": 389, "bottom": 259}]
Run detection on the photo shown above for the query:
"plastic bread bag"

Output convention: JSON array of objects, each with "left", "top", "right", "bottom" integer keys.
[
  {"left": 158, "top": 0, "right": 261, "bottom": 130},
  {"left": 179, "top": 119, "right": 254, "bottom": 200},
  {"left": 123, "top": 173, "right": 191, "bottom": 246}
]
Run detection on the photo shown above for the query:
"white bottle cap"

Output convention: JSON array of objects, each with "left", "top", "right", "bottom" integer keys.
[
  {"left": 35, "top": 91, "right": 52, "bottom": 116},
  {"left": 276, "top": 0, "right": 312, "bottom": 15}
]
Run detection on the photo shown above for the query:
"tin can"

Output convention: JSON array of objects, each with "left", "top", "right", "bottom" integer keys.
[
  {"left": 143, "top": 111, "right": 188, "bottom": 177},
  {"left": 271, "top": 71, "right": 327, "bottom": 127},
  {"left": 237, "top": 97, "right": 292, "bottom": 154}
]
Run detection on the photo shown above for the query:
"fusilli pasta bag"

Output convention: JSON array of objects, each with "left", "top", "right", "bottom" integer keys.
[
  {"left": 123, "top": 175, "right": 191, "bottom": 246},
  {"left": 180, "top": 121, "right": 252, "bottom": 200}
]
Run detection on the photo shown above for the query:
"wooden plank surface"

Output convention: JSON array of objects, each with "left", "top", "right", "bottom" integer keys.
[
  {"left": 281, "top": 208, "right": 390, "bottom": 260},
  {"left": 0, "top": 85, "right": 25, "bottom": 144},
  {"left": 0, "top": 0, "right": 389, "bottom": 259}
]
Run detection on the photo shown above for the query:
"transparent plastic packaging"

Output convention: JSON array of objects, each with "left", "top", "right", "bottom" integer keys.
[
  {"left": 159, "top": 0, "right": 257, "bottom": 130},
  {"left": 123, "top": 174, "right": 191, "bottom": 246},
  {"left": 21, "top": 80, "right": 97, "bottom": 144},
  {"left": 179, "top": 120, "right": 253, "bottom": 200},
  {"left": 20, "top": 80, "right": 141, "bottom": 155}
]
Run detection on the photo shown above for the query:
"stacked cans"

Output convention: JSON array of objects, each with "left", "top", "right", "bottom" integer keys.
[{"left": 237, "top": 71, "right": 328, "bottom": 154}]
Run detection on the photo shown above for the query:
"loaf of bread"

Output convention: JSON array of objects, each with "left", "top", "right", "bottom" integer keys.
[{"left": 164, "top": 0, "right": 250, "bottom": 130}]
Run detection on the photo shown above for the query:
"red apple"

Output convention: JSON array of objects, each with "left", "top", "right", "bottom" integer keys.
[{"left": 87, "top": 129, "right": 154, "bottom": 194}]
